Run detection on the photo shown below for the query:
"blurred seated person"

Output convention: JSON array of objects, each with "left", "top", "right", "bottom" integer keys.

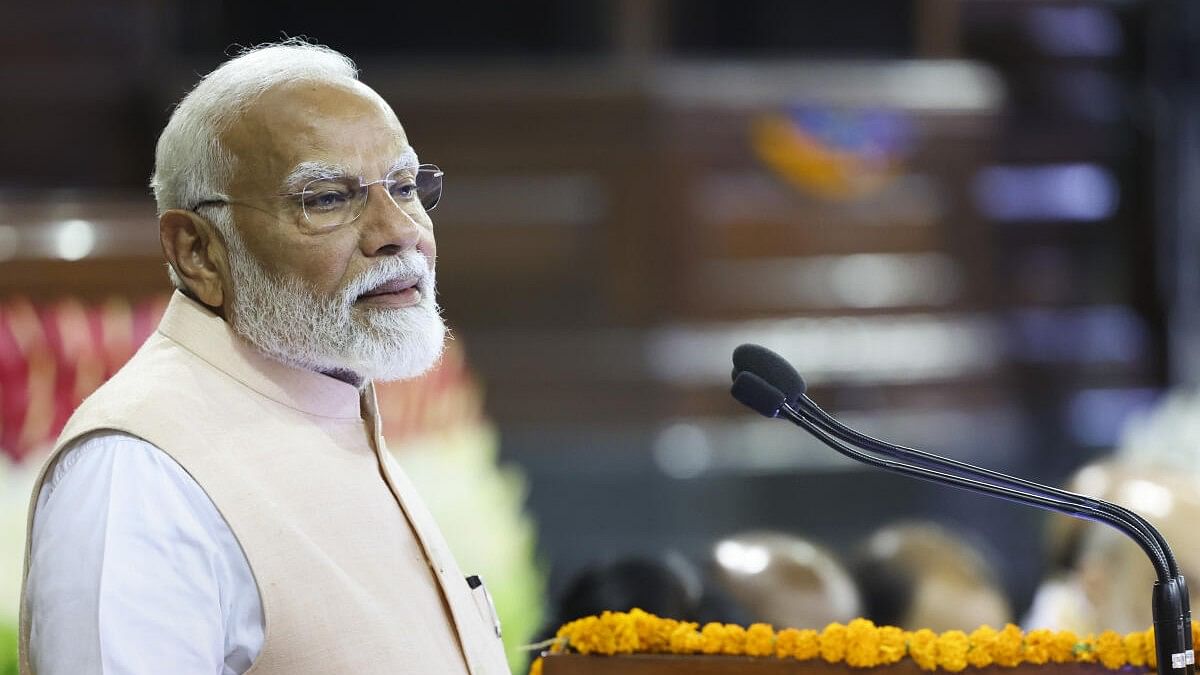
[
  {"left": 530, "top": 555, "right": 743, "bottom": 650},
  {"left": 850, "top": 521, "right": 1012, "bottom": 632},
  {"left": 1025, "top": 461, "right": 1200, "bottom": 634},
  {"left": 711, "top": 530, "right": 861, "bottom": 629}
]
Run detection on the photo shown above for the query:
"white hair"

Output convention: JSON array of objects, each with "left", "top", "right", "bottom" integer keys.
[{"left": 150, "top": 39, "right": 359, "bottom": 289}]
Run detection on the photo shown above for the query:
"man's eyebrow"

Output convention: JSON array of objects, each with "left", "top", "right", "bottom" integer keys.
[
  {"left": 388, "top": 147, "right": 420, "bottom": 174},
  {"left": 281, "top": 161, "right": 350, "bottom": 191}
]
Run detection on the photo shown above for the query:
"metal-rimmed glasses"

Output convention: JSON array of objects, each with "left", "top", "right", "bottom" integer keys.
[{"left": 194, "top": 164, "right": 444, "bottom": 230}]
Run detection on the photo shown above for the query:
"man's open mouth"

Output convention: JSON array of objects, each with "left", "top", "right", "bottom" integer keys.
[{"left": 357, "top": 277, "right": 421, "bottom": 300}]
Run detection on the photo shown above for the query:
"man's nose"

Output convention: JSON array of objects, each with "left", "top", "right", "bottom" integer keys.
[{"left": 359, "top": 183, "right": 423, "bottom": 257}]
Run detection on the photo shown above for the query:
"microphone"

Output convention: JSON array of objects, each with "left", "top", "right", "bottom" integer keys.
[
  {"left": 732, "top": 343, "right": 1193, "bottom": 654},
  {"left": 732, "top": 344, "right": 1180, "bottom": 579},
  {"left": 730, "top": 354, "right": 1194, "bottom": 675}
]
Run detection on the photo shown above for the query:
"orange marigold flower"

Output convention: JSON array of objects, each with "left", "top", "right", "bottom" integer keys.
[
  {"left": 745, "top": 623, "right": 775, "bottom": 657},
  {"left": 819, "top": 623, "right": 849, "bottom": 663},
  {"left": 528, "top": 656, "right": 543, "bottom": 675},
  {"left": 966, "top": 625, "right": 997, "bottom": 668},
  {"left": 878, "top": 626, "right": 907, "bottom": 665},
  {"left": 1023, "top": 628, "right": 1052, "bottom": 665},
  {"left": 909, "top": 628, "right": 938, "bottom": 671},
  {"left": 937, "top": 630, "right": 970, "bottom": 672},
  {"left": 993, "top": 624, "right": 1024, "bottom": 667},
  {"left": 845, "top": 619, "right": 881, "bottom": 668},
  {"left": 1095, "top": 630, "right": 1127, "bottom": 669}
]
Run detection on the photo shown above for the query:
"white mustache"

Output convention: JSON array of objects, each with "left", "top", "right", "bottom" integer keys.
[{"left": 342, "top": 253, "right": 433, "bottom": 304}]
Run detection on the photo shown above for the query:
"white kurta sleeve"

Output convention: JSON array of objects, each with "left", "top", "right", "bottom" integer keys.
[{"left": 25, "top": 431, "right": 263, "bottom": 675}]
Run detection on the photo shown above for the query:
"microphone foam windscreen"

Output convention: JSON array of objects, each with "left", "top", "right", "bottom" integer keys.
[
  {"left": 730, "top": 372, "right": 787, "bottom": 418},
  {"left": 731, "top": 344, "right": 807, "bottom": 400}
]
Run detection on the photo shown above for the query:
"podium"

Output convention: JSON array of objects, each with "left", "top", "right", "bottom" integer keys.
[
  {"left": 529, "top": 610, "right": 1166, "bottom": 675},
  {"left": 541, "top": 654, "right": 1130, "bottom": 674}
]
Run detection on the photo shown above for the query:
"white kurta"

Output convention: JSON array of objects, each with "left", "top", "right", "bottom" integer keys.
[{"left": 26, "top": 431, "right": 263, "bottom": 675}]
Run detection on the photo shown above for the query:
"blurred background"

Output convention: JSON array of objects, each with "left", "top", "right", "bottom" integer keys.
[{"left": 3, "top": 0, "right": 1200, "bottom": 669}]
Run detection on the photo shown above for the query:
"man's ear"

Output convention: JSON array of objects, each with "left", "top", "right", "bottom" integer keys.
[{"left": 159, "top": 209, "right": 228, "bottom": 309}]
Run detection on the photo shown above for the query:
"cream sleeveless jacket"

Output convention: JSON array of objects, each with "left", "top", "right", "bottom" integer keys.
[{"left": 19, "top": 292, "right": 510, "bottom": 675}]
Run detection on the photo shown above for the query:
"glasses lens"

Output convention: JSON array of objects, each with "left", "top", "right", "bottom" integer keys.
[
  {"left": 416, "top": 165, "right": 444, "bottom": 211},
  {"left": 300, "top": 178, "right": 365, "bottom": 228}
]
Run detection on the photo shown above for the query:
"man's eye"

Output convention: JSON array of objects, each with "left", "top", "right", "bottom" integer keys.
[
  {"left": 304, "top": 190, "right": 350, "bottom": 211},
  {"left": 390, "top": 181, "right": 418, "bottom": 201}
]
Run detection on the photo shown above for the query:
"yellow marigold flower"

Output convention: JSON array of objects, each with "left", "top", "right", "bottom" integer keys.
[
  {"left": 909, "top": 628, "right": 938, "bottom": 671},
  {"left": 745, "top": 623, "right": 775, "bottom": 657},
  {"left": 774, "top": 628, "right": 820, "bottom": 660},
  {"left": 966, "top": 625, "right": 997, "bottom": 668},
  {"left": 700, "top": 622, "right": 726, "bottom": 655},
  {"left": 629, "top": 607, "right": 674, "bottom": 651},
  {"left": 992, "top": 624, "right": 1024, "bottom": 667},
  {"left": 1124, "top": 631, "right": 1148, "bottom": 667},
  {"left": 845, "top": 618, "right": 881, "bottom": 668},
  {"left": 668, "top": 621, "right": 701, "bottom": 654},
  {"left": 878, "top": 626, "right": 907, "bottom": 665},
  {"left": 819, "top": 623, "right": 849, "bottom": 663},
  {"left": 937, "top": 630, "right": 970, "bottom": 672},
  {"left": 528, "top": 657, "right": 543, "bottom": 675},
  {"left": 1022, "top": 628, "right": 1052, "bottom": 665},
  {"left": 1145, "top": 627, "right": 1157, "bottom": 669},
  {"left": 1049, "top": 629, "right": 1078, "bottom": 663},
  {"left": 720, "top": 623, "right": 748, "bottom": 656},
  {"left": 774, "top": 628, "right": 802, "bottom": 659},
  {"left": 1076, "top": 634, "right": 1097, "bottom": 664},
  {"left": 1095, "top": 630, "right": 1126, "bottom": 669}
]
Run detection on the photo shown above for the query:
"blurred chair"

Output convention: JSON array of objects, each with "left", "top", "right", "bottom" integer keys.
[
  {"left": 711, "top": 530, "right": 861, "bottom": 629},
  {"left": 850, "top": 521, "right": 1012, "bottom": 632}
]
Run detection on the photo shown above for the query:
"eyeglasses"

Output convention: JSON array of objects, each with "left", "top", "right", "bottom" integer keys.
[
  {"left": 290, "top": 164, "right": 443, "bottom": 229},
  {"left": 194, "top": 164, "right": 444, "bottom": 229}
]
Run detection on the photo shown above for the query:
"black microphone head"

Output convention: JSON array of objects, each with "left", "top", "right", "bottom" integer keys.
[
  {"left": 731, "top": 371, "right": 788, "bottom": 418},
  {"left": 731, "top": 344, "right": 807, "bottom": 402}
]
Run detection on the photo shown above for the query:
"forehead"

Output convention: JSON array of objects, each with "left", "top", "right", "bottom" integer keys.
[{"left": 222, "top": 80, "right": 410, "bottom": 189}]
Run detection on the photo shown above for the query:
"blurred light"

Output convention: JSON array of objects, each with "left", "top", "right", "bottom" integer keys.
[
  {"left": 1066, "top": 388, "right": 1160, "bottom": 448},
  {"left": 1008, "top": 306, "right": 1148, "bottom": 365},
  {"left": 974, "top": 164, "right": 1118, "bottom": 222},
  {"left": 705, "top": 253, "right": 960, "bottom": 310},
  {"left": 53, "top": 219, "right": 96, "bottom": 260},
  {"left": 1072, "top": 464, "right": 1112, "bottom": 498},
  {"left": 0, "top": 226, "right": 18, "bottom": 261},
  {"left": 648, "top": 315, "right": 1000, "bottom": 386},
  {"left": 655, "top": 61, "right": 1004, "bottom": 113},
  {"left": 715, "top": 541, "right": 770, "bottom": 575},
  {"left": 1027, "top": 6, "right": 1123, "bottom": 58},
  {"left": 1117, "top": 479, "right": 1175, "bottom": 519},
  {"left": 653, "top": 423, "right": 713, "bottom": 479}
]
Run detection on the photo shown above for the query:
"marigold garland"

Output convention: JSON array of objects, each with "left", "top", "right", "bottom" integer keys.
[{"left": 535, "top": 608, "right": 1195, "bottom": 673}]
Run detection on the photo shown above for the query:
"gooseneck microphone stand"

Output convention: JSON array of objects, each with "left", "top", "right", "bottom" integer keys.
[{"left": 730, "top": 345, "right": 1194, "bottom": 675}]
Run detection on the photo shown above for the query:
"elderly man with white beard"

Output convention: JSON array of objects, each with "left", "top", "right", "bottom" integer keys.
[{"left": 17, "top": 41, "right": 511, "bottom": 675}]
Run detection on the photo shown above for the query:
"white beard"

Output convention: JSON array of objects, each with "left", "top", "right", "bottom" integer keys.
[{"left": 223, "top": 234, "right": 446, "bottom": 384}]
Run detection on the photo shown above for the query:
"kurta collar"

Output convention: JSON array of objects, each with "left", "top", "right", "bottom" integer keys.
[{"left": 155, "top": 291, "right": 365, "bottom": 421}]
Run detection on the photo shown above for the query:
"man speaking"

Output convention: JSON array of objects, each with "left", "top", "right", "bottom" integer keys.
[{"left": 18, "top": 41, "right": 510, "bottom": 674}]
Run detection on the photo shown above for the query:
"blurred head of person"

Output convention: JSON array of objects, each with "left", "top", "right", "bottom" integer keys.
[
  {"left": 850, "top": 521, "right": 1012, "bottom": 632},
  {"left": 1066, "top": 462, "right": 1200, "bottom": 634},
  {"left": 152, "top": 40, "right": 445, "bottom": 385},
  {"left": 711, "top": 530, "right": 861, "bottom": 629}
]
